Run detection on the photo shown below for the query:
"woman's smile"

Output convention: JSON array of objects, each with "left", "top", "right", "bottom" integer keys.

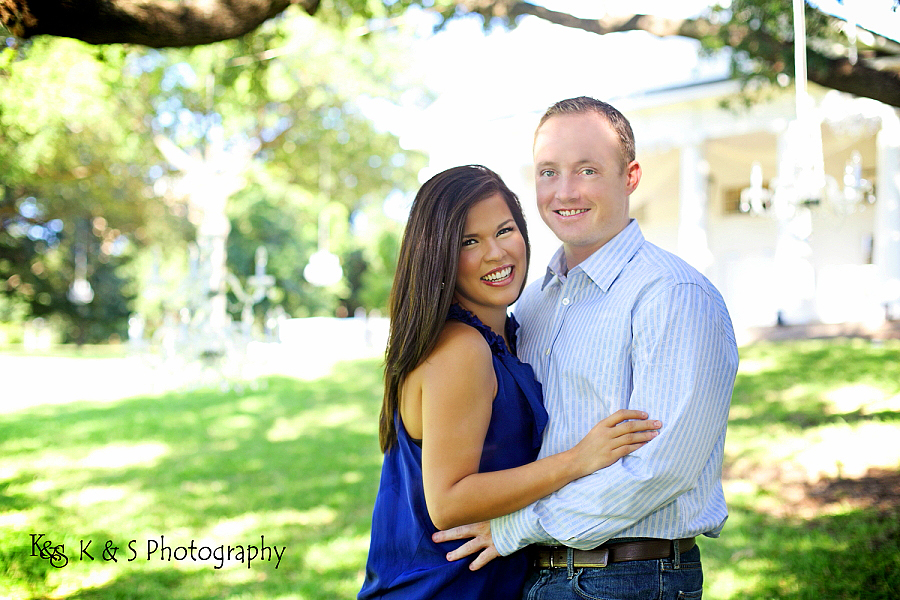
[{"left": 481, "top": 265, "right": 515, "bottom": 285}]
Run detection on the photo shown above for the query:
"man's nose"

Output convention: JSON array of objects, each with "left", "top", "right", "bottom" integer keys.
[{"left": 555, "top": 175, "right": 580, "bottom": 202}]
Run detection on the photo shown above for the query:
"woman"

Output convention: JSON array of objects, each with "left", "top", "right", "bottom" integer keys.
[{"left": 359, "top": 165, "right": 660, "bottom": 599}]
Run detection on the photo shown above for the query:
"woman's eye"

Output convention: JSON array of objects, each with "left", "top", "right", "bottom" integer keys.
[
  {"left": 497, "top": 227, "right": 514, "bottom": 237},
  {"left": 461, "top": 238, "right": 476, "bottom": 247}
]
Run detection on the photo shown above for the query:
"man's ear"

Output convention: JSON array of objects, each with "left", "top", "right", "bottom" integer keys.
[{"left": 625, "top": 160, "right": 642, "bottom": 194}]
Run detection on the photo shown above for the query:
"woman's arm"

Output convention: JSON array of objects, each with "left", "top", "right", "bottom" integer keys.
[{"left": 418, "top": 322, "right": 660, "bottom": 530}]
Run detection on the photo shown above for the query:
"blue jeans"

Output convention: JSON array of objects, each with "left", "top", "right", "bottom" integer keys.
[{"left": 522, "top": 543, "right": 703, "bottom": 600}]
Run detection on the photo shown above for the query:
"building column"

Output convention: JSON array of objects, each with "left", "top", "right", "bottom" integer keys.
[
  {"left": 874, "top": 108, "right": 900, "bottom": 320},
  {"left": 677, "top": 141, "right": 713, "bottom": 275},
  {"left": 772, "top": 120, "right": 818, "bottom": 325}
]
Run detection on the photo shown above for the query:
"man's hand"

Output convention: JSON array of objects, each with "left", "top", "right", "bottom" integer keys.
[{"left": 432, "top": 521, "right": 499, "bottom": 571}]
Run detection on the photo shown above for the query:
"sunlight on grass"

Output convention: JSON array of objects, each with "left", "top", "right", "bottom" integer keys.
[
  {"left": 305, "top": 535, "right": 371, "bottom": 572},
  {"left": 722, "top": 478, "right": 758, "bottom": 498},
  {"left": 208, "top": 506, "right": 338, "bottom": 537},
  {"left": 304, "top": 534, "right": 372, "bottom": 597},
  {"left": 206, "top": 413, "right": 260, "bottom": 438},
  {"left": 727, "top": 419, "right": 900, "bottom": 480},
  {"left": 706, "top": 338, "right": 900, "bottom": 599},
  {"left": 53, "top": 564, "right": 120, "bottom": 596},
  {"left": 80, "top": 442, "right": 170, "bottom": 469},
  {"left": 825, "top": 384, "right": 900, "bottom": 414},
  {"left": 1, "top": 344, "right": 898, "bottom": 599},
  {"left": 708, "top": 570, "right": 763, "bottom": 600},
  {"left": 56, "top": 485, "right": 129, "bottom": 507},
  {"left": 731, "top": 356, "right": 776, "bottom": 374},
  {"left": 794, "top": 421, "right": 900, "bottom": 478},
  {"left": 265, "top": 404, "right": 369, "bottom": 442},
  {"left": 0, "top": 355, "right": 387, "bottom": 599}
]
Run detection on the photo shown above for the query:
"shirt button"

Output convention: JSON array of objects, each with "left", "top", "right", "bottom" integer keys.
[
  {"left": 545, "top": 348, "right": 551, "bottom": 355},
  {"left": 562, "top": 297, "right": 570, "bottom": 306}
]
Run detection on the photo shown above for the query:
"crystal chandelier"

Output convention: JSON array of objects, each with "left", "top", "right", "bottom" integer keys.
[{"left": 740, "top": 0, "right": 876, "bottom": 217}]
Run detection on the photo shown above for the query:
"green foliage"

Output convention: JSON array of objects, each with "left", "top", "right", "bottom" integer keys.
[
  {"left": 0, "top": 38, "right": 185, "bottom": 342},
  {"left": 340, "top": 222, "right": 403, "bottom": 315},
  {"left": 356, "top": 225, "right": 402, "bottom": 312},
  {"left": 1, "top": 7, "right": 427, "bottom": 336},
  {"left": 183, "top": 12, "right": 428, "bottom": 318},
  {"left": 225, "top": 181, "right": 331, "bottom": 317},
  {"left": 704, "top": 0, "right": 858, "bottom": 105},
  {"left": 0, "top": 40, "right": 163, "bottom": 231},
  {"left": 309, "top": 0, "right": 426, "bottom": 29}
]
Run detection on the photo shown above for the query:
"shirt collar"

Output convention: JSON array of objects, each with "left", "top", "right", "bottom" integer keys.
[
  {"left": 540, "top": 247, "right": 567, "bottom": 289},
  {"left": 541, "top": 219, "right": 645, "bottom": 292}
]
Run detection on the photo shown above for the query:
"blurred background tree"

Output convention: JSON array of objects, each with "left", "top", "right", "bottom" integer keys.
[
  {"left": 0, "top": 39, "right": 184, "bottom": 344},
  {"left": 1, "top": 8, "right": 426, "bottom": 344}
]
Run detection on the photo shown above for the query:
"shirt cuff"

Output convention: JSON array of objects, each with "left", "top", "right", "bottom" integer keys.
[{"left": 491, "top": 505, "right": 550, "bottom": 556}]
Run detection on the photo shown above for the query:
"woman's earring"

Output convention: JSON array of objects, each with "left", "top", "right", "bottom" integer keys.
[{"left": 441, "top": 282, "right": 445, "bottom": 290}]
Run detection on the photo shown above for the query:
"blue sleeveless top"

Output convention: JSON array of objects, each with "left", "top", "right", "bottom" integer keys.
[{"left": 358, "top": 305, "right": 548, "bottom": 599}]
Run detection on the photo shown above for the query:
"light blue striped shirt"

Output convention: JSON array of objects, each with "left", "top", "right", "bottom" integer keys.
[{"left": 492, "top": 219, "right": 738, "bottom": 555}]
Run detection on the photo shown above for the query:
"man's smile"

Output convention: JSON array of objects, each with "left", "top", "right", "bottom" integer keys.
[{"left": 555, "top": 209, "right": 590, "bottom": 217}]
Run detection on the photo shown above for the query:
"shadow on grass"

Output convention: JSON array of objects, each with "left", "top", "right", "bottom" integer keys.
[
  {"left": 730, "top": 340, "right": 900, "bottom": 429},
  {"left": 709, "top": 338, "right": 900, "bottom": 598},
  {"left": 0, "top": 358, "right": 386, "bottom": 599},
  {"left": 703, "top": 499, "right": 900, "bottom": 599},
  {"left": 804, "top": 468, "right": 900, "bottom": 511},
  {"left": 5, "top": 341, "right": 900, "bottom": 599}
]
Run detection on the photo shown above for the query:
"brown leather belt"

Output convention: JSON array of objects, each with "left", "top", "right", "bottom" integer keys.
[{"left": 533, "top": 537, "right": 696, "bottom": 568}]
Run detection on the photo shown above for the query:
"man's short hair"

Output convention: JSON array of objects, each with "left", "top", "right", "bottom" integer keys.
[{"left": 536, "top": 96, "right": 636, "bottom": 171}]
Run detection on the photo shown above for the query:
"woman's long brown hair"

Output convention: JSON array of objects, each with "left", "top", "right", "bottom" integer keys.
[{"left": 379, "top": 165, "right": 530, "bottom": 452}]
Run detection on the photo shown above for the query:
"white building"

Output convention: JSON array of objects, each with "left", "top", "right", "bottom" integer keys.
[{"left": 403, "top": 80, "right": 900, "bottom": 340}]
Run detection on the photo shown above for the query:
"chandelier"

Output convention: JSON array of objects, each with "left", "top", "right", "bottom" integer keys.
[{"left": 739, "top": 0, "right": 876, "bottom": 217}]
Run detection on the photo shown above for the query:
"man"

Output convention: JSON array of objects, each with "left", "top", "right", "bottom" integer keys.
[{"left": 434, "top": 96, "right": 739, "bottom": 598}]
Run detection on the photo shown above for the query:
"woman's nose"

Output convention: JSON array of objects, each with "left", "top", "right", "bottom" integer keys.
[{"left": 483, "top": 238, "right": 505, "bottom": 261}]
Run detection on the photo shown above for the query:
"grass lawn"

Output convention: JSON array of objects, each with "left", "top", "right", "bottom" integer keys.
[{"left": 1, "top": 339, "right": 899, "bottom": 599}]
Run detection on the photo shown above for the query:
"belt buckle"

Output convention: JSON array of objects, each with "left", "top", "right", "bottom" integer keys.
[{"left": 595, "top": 548, "right": 609, "bottom": 568}]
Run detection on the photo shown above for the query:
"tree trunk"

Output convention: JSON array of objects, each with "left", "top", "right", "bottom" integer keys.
[{"left": 0, "top": 0, "right": 319, "bottom": 47}]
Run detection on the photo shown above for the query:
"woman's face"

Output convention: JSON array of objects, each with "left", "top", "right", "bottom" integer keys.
[{"left": 453, "top": 193, "right": 527, "bottom": 317}]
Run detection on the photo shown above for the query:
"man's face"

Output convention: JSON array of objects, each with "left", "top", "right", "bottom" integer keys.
[{"left": 533, "top": 112, "right": 641, "bottom": 270}]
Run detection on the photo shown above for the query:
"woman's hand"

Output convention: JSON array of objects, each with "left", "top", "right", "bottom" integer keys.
[
  {"left": 568, "top": 409, "right": 661, "bottom": 477},
  {"left": 432, "top": 521, "right": 498, "bottom": 570}
]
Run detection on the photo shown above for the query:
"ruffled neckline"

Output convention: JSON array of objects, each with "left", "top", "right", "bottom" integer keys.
[
  {"left": 447, "top": 304, "right": 518, "bottom": 356},
  {"left": 446, "top": 304, "right": 545, "bottom": 451}
]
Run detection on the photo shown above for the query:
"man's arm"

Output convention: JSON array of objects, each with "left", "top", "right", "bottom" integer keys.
[{"left": 492, "top": 282, "right": 738, "bottom": 555}]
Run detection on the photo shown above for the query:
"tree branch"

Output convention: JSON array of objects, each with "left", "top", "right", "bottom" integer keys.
[
  {"left": 0, "top": 0, "right": 321, "bottom": 47},
  {"left": 481, "top": 0, "right": 900, "bottom": 108},
  {"left": 3, "top": 0, "right": 899, "bottom": 107}
]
